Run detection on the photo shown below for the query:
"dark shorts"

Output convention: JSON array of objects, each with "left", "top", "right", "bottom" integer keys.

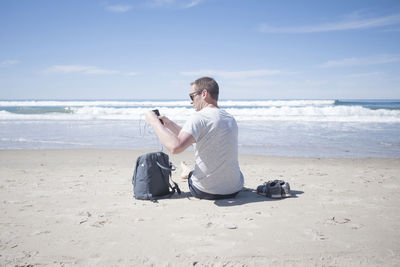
[{"left": 187, "top": 173, "right": 239, "bottom": 200}]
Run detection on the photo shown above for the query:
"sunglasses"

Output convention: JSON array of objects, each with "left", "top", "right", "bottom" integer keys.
[{"left": 189, "top": 89, "right": 205, "bottom": 101}]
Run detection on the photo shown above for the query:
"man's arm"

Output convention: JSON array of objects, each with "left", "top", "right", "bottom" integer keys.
[
  {"left": 158, "top": 115, "right": 182, "bottom": 136},
  {"left": 146, "top": 111, "right": 195, "bottom": 154}
]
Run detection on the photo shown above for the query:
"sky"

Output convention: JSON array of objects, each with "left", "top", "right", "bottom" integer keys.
[{"left": 1, "top": 0, "right": 400, "bottom": 100}]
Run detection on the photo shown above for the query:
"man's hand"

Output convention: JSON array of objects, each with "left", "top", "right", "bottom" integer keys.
[
  {"left": 145, "top": 110, "right": 160, "bottom": 126},
  {"left": 158, "top": 115, "right": 171, "bottom": 128}
]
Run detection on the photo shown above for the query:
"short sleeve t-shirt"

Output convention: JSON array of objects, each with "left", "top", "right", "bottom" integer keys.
[{"left": 181, "top": 107, "right": 244, "bottom": 195}]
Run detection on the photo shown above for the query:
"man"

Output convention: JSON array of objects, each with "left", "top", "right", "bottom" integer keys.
[{"left": 145, "top": 77, "right": 244, "bottom": 200}]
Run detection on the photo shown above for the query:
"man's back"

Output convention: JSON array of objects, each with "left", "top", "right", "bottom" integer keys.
[{"left": 182, "top": 107, "right": 244, "bottom": 195}]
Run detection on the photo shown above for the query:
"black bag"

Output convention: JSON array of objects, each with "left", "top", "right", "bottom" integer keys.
[{"left": 132, "top": 152, "right": 181, "bottom": 200}]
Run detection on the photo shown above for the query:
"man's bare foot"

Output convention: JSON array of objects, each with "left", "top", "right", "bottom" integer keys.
[{"left": 180, "top": 161, "right": 192, "bottom": 179}]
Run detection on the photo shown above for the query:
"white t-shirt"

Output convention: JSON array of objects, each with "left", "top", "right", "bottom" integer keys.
[{"left": 181, "top": 107, "right": 244, "bottom": 195}]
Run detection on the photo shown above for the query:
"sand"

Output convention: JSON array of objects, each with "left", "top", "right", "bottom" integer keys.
[{"left": 1, "top": 150, "right": 399, "bottom": 266}]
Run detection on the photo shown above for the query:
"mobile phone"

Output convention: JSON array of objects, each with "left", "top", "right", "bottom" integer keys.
[{"left": 152, "top": 109, "right": 164, "bottom": 125}]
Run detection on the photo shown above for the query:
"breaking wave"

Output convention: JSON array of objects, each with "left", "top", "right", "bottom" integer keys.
[{"left": 0, "top": 99, "right": 399, "bottom": 122}]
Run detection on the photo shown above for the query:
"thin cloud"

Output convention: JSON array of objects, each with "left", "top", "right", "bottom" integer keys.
[
  {"left": 321, "top": 55, "right": 400, "bottom": 68},
  {"left": 259, "top": 13, "right": 400, "bottom": 33},
  {"left": 146, "top": 0, "right": 202, "bottom": 9},
  {"left": 183, "top": 0, "right": 202, "bottom": 8},
  {"left": 146, "top": 0, "right": 176, "bottom": 8},
  {"left": 46, "top": 65, "right": 119, "bottom": 75},
  {"left": 228, "top": 79, "right": 278, "bottom": 87},
  {"left": 44, "top": 65, "right": 137, "bottom": 76},
  {"left": 346, "top": 72, "right": 383, "bottom": 78},
  {"left": 105, "top": 5, "right": 132, "bottom": 13},
  {"left": 1, "top": 59, "right": 20, "bottom": 66},
  {"left": 180, "top": 69, "right": 281, "bottom": 79},
  {"left": 126, "top": 72, "right": 139, "bottom": 76},
  {"left": 303, "top": 80, "right": 327, "bottom": 86}
]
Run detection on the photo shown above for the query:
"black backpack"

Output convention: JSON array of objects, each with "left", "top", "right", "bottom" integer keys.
[{"left": 132, "top": 152, "right": 181, "bottom": 200}]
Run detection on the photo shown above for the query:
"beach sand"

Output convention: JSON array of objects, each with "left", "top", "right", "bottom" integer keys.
[{"left": 1, "top": 150, "right": 399, "bottom": 266}]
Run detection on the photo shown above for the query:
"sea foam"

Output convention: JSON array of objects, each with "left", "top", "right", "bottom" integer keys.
[{"left": 1, "top": 99, "right": 399, "bottom": 122}]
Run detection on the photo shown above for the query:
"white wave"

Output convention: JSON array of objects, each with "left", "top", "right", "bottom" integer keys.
[
  {"left": 1, "top": 105, "right": 399, "bottom": 122},
  {"left": 71, "top": 106, "right": 194, "bottom": 120},
  {"left": 220, "top": 99, "right": 335, "bottom": 107},
  {"left": 227, "top": 106, "right": 400, "bottom": 122},
  {"left": 0, "top": 107, "right": 194, "bottom": 121}
]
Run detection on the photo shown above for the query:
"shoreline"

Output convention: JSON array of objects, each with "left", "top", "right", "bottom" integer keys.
[
  {"left": 1, "top": 149, "right": 399, "bottom": 266},
  {"left": 1, "top": 148, "right": 400, "bottom": 159}
]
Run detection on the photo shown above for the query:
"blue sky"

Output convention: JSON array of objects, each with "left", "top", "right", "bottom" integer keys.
[{"left": 1, "top": 0, "right": 400, "bottom": 100}]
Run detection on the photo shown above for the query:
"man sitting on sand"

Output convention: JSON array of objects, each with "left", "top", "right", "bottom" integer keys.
[{"left": 145, "top": 77, "right": 244, "bottom": 200}]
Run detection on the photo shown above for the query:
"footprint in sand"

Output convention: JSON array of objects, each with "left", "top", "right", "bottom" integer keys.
[
  {"left": 77, "top": 211, "right": 92, "bottom": 225},
  {"left": 327, "top": 216, "right": 351, "bottom": 224},
  {"left": 31, "top": 230, "right": 51, "bottom": 235},
  {"left": 91, "top": 220, "right": 109, "bottom": 228},
  {"left": 91, "top": 215, "right": 110, "bottom": 228},
  {"left": 325, "top": 216, "right": 364, "bottom": 230},
  {"left": 304, "top": 228, "right": 328, "bottom": 241}
]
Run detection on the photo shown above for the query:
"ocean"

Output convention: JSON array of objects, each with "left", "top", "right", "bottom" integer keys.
[{"left": 1, "top": 99, "right": 399, "bottom": 158}]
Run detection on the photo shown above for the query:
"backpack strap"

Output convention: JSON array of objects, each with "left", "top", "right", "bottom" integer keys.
[
  {"left": 154, "top": 160, "right": 181, "bottom": 198},
  {"left": 156, "top": 161, "right": 170, "bottom": 170},
  {"left": 149, "top": 183, "right": 180, "bottom": 202},
  {"left": 156, "top": 161, "right": 176, "bottom": 171}
]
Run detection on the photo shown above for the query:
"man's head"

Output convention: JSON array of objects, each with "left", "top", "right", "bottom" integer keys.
[
  {"left": 189, "top": 77, "right": 219, "bottom": 111},
  {"left": 190, "top": 77, "right": 219, "bottom": 101}
]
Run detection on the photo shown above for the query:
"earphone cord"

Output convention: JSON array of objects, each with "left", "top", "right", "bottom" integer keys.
[{"left": 139, "top": 113, "right": 164, "bottom": 152}]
